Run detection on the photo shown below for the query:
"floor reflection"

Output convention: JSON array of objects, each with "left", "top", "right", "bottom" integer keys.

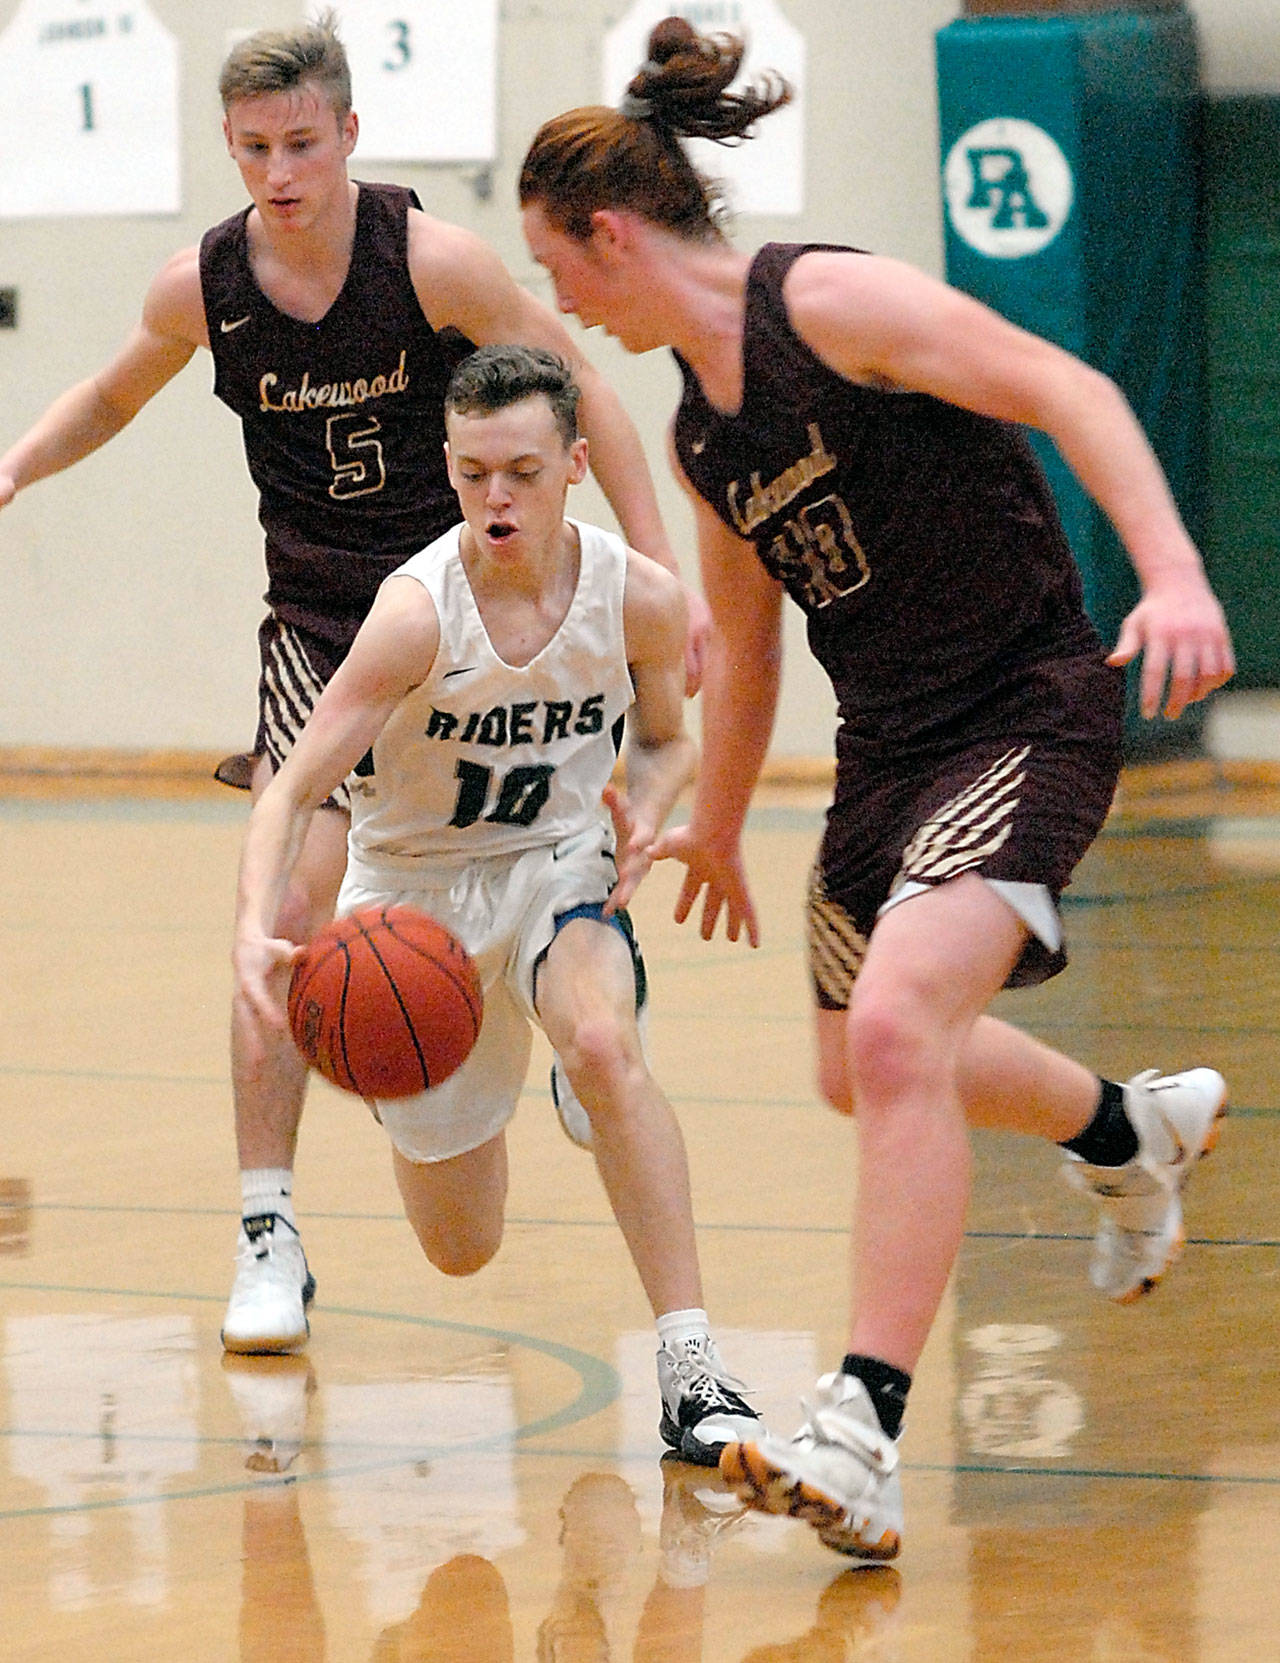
[
  {"left": 5, "top": 1313, "right": 197, "bottom": 1610},
  {"left": 3, "top": 781, "right": 1279, "bottom": 1658}
]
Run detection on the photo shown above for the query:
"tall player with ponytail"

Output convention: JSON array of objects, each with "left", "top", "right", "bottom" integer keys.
[{"left": 519, "top": 16, "right": 1232, "bottom": 1558}]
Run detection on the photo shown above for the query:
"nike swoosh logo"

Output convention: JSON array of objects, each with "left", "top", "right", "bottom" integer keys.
[
  {"left": 442, "top": 666, "right": 476, "bottom": 679},
  {"left": 220, "top": 315, "right": 251, "bottom": 333}
]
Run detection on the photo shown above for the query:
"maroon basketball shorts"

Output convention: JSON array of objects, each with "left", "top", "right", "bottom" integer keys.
[
  {"left": 214, "top": 615, "right": 352, "bottom": 812},
  {"left": 808, "top": 649, "right": 1125, "bottom": 1006}
]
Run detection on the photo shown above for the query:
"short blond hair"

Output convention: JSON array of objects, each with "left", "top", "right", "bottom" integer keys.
[{"left": 219, "top": 10, "right": 351, "bottom": 116}]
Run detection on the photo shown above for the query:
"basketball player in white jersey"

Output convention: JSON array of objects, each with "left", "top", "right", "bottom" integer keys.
[
  {"left": 0, "top": 15, "right": 710, "bottom": 1358},
  {"left": 232, "top": 344, "right": 761, "bottom": 1465}
]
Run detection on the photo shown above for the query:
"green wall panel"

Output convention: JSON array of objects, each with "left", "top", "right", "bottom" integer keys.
[
  {"left": 936, "top": 9, "right": 1204, "bottom": 753},
  {"left": 1202, "top": 97, "right": 1280, "bottom": 687}
]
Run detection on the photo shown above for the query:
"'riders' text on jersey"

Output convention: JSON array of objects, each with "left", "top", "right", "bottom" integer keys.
[{"left": 348, "top": 520, "right": 633, "bottom": 868}]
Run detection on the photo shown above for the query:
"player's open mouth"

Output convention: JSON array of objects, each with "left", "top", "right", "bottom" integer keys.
[{"left": 487, "top": 521, "right": 516, "bottom": 541}]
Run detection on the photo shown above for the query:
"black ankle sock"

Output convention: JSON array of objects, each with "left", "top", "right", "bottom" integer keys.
[
  {"left": 841, "top": 1353, "right": 911, "bottom": 1440},
  {"left": 1059, "top": 1077, "right": 1139, "bottom": 1166}
]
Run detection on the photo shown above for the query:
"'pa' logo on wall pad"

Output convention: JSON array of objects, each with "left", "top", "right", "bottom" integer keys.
[{"left": 943, "top": 118, "right": 1074, "bottom": 259}]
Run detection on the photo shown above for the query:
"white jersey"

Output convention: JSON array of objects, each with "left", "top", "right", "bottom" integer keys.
[{"left": 348, "top": 519, "right": 634, "bottom": 870}]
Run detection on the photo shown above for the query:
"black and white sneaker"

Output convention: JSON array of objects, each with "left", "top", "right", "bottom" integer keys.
[{"left": 657, "top": 1336, "right": 762, "bottom": 1466}]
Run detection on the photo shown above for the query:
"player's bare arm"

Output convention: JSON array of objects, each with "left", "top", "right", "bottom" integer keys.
[
  {"left": 785, "top": 249, "right": 1233, "bottom": 718},
  {"left": 235, "top": 576, "right": 440, "bottom": 1026},
  {"left": 649, "top": 459, "right": 783, "bottom": 946},
  {"left": 0, "top": 247, "right": 205, "bottom": 510},
  {"left": 406, "top": 210, "right": 710, "bottom": 687},
  {"left": 606, "top": 552, "right": 695, "bottom": 912}
]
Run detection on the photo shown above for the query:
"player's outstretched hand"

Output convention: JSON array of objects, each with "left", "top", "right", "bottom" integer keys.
[
  {"left": 649, "top": 823, "right": 759, "bottom": 946},
  {"left": 603, "top": 781, "right": 657, "bottom": 915},
  {"left": 0, "top": 475, "right": 16, "bottom": 511},
  {"left": 1109, "top": 572, "right": 1235, "bottom": 720}
]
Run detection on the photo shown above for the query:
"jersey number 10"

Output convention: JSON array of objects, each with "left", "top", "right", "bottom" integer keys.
[{"left": 449, "top": 760, "right": 555, "bottom": 829}]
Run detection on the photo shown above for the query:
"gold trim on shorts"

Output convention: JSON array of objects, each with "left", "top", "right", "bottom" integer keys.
[
  {"left": 896, "top": 744, "right": 1029, "bottom": 888},
  {"left": 807, "top": 860, "right": 868, "bottom": 1011}
]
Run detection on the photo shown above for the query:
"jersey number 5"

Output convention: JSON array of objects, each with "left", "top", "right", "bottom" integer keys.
[{"left": 326, "top": 412, "right": 387, "bottom": 500}]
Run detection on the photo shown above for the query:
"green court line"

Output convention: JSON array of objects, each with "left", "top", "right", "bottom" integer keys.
[
  {"left": 912, "top": 1459, "right": 1280, "bottom": 1487},
  {"left": 514, "top": 1443, "right": 1280, "bottom": 1489},
  {"left": 1104, "top": 816, "right": 1280, "bottom": 843},
  {"left": 3, "top": 1054, "right": 1279, "bottom": 1106},
  {"left": 4, "top": 1218, "right": 1276, "bottom": 1249}
]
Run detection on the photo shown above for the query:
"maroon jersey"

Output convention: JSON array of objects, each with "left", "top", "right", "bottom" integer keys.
[
  {"left": 672, "top": 242, "right": 1103, "bottom": 751},
  {"left": 200, "top": 182, "right": 474, "bottom": 653}
]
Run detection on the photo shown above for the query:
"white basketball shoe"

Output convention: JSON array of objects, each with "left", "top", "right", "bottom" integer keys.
[
  {"left": 720, "top": 1372, "right": 903, "bottom": 1560},
  {"left": 1063, "top": 1067, "right": 1227, "bottom": 1302},
  {"left": 221, "top": 1214, "right": 316, "bottom": 1354}
]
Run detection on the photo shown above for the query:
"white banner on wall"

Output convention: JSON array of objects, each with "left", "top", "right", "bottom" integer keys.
[
  {"left": 316, "top": 1, "right": 499, "bottom": 163},
  {"left": 0, "top": 1, "right": 180, "bottom": 218},
  {"left": 602, "top": 0, "right": 805, "bottom": 218}
]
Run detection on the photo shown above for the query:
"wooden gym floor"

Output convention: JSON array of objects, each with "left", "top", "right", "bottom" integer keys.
[{"left": 1, "top": 759, "right": 1278, "bottom": 1660}]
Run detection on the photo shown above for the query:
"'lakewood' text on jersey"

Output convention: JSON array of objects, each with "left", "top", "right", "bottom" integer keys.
[
  {"left": 200, "top": 182, "right": 474, "bottom": 653},
  {"left": 348, "top": 520, "right": 633, "bottom": 867},
  {"left": 671, "top": 242, "right": 1101, "bottom": 747}
]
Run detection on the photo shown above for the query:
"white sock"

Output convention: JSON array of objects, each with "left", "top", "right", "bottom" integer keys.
[
  {"left": 240, "top": 1169, "right": 296, "bottom": 1230},
  {"left": 657, "top": 1307, "right": 712, "bottom": 1354}
]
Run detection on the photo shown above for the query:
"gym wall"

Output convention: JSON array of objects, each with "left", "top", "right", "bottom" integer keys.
[{"left": 0, "top": 1, "right": 1273, "bottom": 761}]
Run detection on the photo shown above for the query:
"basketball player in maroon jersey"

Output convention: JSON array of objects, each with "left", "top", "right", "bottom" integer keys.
[
  {"left": 0, "top": 14, "right": 708, "bottom": 1358},
  {"left": 518, "top": 17, "right": 1234, "bottom": 1558}
]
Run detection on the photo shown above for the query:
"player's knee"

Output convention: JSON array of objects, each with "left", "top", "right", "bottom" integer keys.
[
  {"left": 556, "top": 1014, "right": 639, "bottom": 1118},
  {"left": 427, "top": 1237, "right": 499, "bottom": 1277},
  {"left": 415, "top": 1219, "right": 502, "bottom": 1277},
  {"left": 844, "top": 991, "right": 934, "bottom": 1107}
]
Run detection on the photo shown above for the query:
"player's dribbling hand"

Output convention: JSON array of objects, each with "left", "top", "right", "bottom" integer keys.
[
  {"left": 233, "top": 932, "right": 304, "bottom": 1034},
  {"left": 649, "top": 824, "right": 759, "bottom": 947}
]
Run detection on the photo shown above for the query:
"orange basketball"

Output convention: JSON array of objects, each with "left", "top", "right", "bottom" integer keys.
[{"left": 288, "top": 905, "right": 483, "bottom": 1099}]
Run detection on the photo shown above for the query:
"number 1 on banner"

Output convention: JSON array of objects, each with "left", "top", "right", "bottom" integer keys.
[{"left": 0, "top": 1, "right": 181, "bottom": 217}]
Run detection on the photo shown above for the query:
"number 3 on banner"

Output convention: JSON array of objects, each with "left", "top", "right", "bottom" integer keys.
[
  {"left": 382, "top": 18, "right": 411, "bottom": 71},
  {"left": 311, "top": 0, "right": 497, "bottom": 164}
]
